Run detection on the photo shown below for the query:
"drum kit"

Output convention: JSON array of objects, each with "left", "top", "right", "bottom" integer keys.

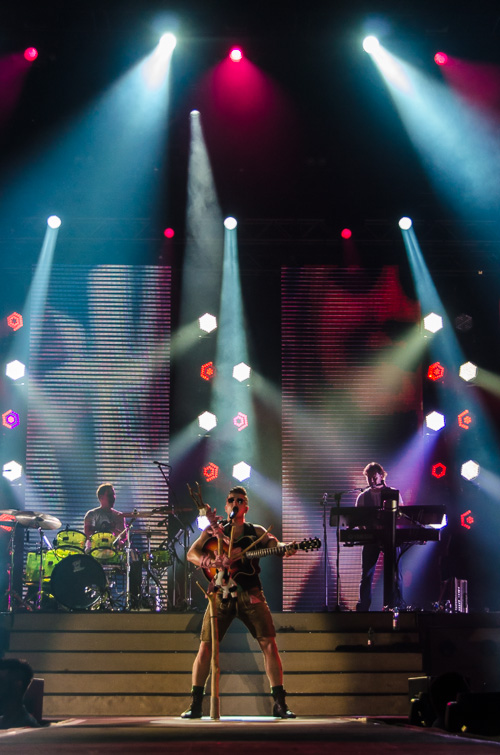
[{"left": 1, "top": 506, "right": 191, "bottom": 612}]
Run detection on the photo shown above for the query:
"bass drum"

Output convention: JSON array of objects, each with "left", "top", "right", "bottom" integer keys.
[{"left": 50, "top": 554, "right": 106, "bottom": 610}]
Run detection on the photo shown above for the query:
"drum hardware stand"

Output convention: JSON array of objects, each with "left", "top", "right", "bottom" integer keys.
[
  {"left": 35, "top": 528, "right": 53, "bottom": 611},
  {"left": 5, "top": 524, "right": 32, "bottom": 612}
]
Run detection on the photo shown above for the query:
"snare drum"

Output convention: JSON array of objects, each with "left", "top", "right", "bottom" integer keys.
[
  {"left": 53, "top": 529, "right": 87, "bottom": 559},
  {"left": 25, "top": 550, "right": 62, "bottom": 583},
  {"left": 88, "top": 532, "right": 122, "bottom": 565},
  {"left": 142, "top": 548, "right": 172, "bottom": 570}
]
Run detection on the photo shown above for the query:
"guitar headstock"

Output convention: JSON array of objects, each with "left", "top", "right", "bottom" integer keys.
[{"left": 297, "top": 537, "right": 321, "bottom": 552}]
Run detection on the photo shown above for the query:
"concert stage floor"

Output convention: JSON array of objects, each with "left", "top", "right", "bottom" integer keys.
[{"left": 2, "top": 716, "right": 500, "bottom": 754}]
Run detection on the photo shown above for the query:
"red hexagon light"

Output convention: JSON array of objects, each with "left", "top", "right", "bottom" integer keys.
[
  {"left": 431, "top": 463, "right": 447, "bottom": 479},
  {"left": 428, "top": 362, "right": 445, "bottom": 381},
  {"left": 7, "top": 312, "right": 23, "bottom": 331},
  {"left": 203, "top": 463, "right": 219, "bottom": 482}
]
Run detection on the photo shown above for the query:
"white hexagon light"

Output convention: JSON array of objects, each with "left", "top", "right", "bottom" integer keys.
[
  {"left": 461, "top": 460, "right": 480, "bottom": 481},
  {"left": 459, "top": 362, "right": 478, "bottom": 382},
  {"left": 233, "top": 461, "right": 251, "bottom": 482},
  {"left": 198, "top": 313, "right": 217, "bottom": 333},
  {"left": 423, "top": 313, "right": 443, "bottom": 334},
  {"left": 198, "top": 411, "right": 217, "bottom": 432},
  {"left": 2, "top": 460, "right": 23, "bottom": 482},
  {"left": 233, "top": 362, "right": 251, "bottom": 382},
  {"left": 6, "top": 360, "right": 26, "bottom": 380},
  {"left": 425, "top": 411, "right": 446, "bottom": 432}
]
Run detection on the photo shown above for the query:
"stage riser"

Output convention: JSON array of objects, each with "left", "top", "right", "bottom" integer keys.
[{"left": 0, "top": 612, "right": 421, "bottom": 718}]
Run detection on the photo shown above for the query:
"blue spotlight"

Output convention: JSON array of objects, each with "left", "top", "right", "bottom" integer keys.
[
  {"left": 399, "top": 216, "right": 412, "bottom": 230},
  {"left": 363, "top": 36, "right": 380, "bottom": 54},
  {"left": 224, "top": 217, "right": 237, "bottom": 230},
  {"left": 47, "top": 215, "right": 61, "bottom": 229}
]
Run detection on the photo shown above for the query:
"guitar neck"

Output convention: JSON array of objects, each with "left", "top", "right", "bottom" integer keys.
[{"left": 244, "top": 544, "right": 287, "bottom": 560}]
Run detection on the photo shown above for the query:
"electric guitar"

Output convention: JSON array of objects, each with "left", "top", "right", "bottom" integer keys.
[{"left": 201, "top": 536, "right": 321, "bottom": 581}]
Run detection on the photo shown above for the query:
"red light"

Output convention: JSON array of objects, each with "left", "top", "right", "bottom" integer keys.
[
  {"left": 200, "top": 362, "right": 215, "bottom": 381},
  {"left": 163, "top": 228, "right": 175, "bottom": 239},
  {"left": 203, "top": 463, "right": 219, "bottom": 482},
  {"left": 7, "top": 312, "right": 23, "bottom": 331},
  {"left": 434, "top": 52, "right": 448, "bottom": 66},
  {"left": 24, "top": 47, "right": 38, "bottom": 62},
  {"left": 0, "top": 512, "right": 16, "bottom": 533},
  {"left": 461, "top": 509, "right": 474, "bottom": 530},
  {"left": 229, "top": 48, "right": 243, "bottom": 62},
  {"left": 432, "top": 463, "right": 446, "bottom": 479},
  {"left": 341, "top": 228, "right": 352, "bottom": 239},
  {"left": 458, "top": 409, "right": 472, "bottom": 429},
  {"left": 428, "top": 362, "right": 445, "bottom": 381}
]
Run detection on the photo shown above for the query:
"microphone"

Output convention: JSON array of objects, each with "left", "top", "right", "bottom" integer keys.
[
  {"left": 229, "top": 506, "right": 239, "bottom": 520},
  {"left": 322, "top": 493, "right": 328, "bottom": 504}
]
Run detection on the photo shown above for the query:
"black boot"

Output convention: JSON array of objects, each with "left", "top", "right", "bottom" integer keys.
[
  {"left": 271, "top": 685, "right": 296, "bottom": 719},
  {"left": 180, "top": 686, "right": 204, "bottom": 719}
]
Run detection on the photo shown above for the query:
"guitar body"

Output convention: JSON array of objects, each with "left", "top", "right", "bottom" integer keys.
[{"left": 202, "top": 536, "right": 257, "bottom": 582}]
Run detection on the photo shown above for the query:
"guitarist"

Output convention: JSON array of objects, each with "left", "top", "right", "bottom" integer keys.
[{"left": 181, "top": 486, "right": 297, "bottom": 719}]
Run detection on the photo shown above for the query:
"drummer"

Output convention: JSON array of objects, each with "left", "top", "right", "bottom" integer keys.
[{"left": 84, "top": 483, "right": 125, "bottom": 543}]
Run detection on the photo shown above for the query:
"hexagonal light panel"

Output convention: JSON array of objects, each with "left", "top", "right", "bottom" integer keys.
[
  {"left": 232, "top": 461, "right": 251, "bottom": 482},
  {"left": 423, "top": 313, "right": 443, "bottom": 334},
  {"left": 2, "top": 410, "right": 20, "bottom": 429},
  {"left": 198, "top": 313, "right": 217, "bottom": 333},
  {"left": 2, "top": 460, "right": 23, "bottom": 482},
  {"left": 5, "top": 360, "right": 26, "bottom": 380},
  {"left": 233, "top": 362, "right": 251, "bottom": 382},
  {"left": 461, "top": 460, "right": 480, "bottom": 481},
  {"left": 425, "top": 411, "right": 445, "bottom": 432},
  {"left": 198, "top": 411, "right": 217, "bottom": 432},
  {"left": 459, "top": 362, "right": 478, "bottom": 382}
]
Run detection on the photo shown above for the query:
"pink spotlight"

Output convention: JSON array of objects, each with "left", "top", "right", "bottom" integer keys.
[
  {"left": 229, "top": 48, "right": 243, "bottom": 62},
  {"left": 24, "top": 47, "right": 38, "bottom": 62},
  {"left": 341, "top": 228, "right": 352, "bottom": 239},
  {"left": 434, "top": 52, "right": 448, "bottom": 66},
  {"left": 163, "top": 227, "right": 175, "bottom": 238}
]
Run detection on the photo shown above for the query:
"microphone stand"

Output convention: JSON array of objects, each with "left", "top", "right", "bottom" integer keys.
[
  {"left": 320, "top": 493, "right": 329, "bottom": 611},
  {"left": 329, "top": 489, "right": 365, "bottom": 612}
]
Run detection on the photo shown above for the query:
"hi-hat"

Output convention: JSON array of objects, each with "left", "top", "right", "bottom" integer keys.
[{"left": 14, "top": 511, "right": 62, "bottom": 530}]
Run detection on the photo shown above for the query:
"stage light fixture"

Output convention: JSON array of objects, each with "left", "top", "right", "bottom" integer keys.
[
  {"left": 2, "top": 461, "right": 22, "bottom": 482},
  {"left": 341, "top": 228, "right": 352, "bottom": 239},
  {"left": 200, "top": 362, "right": 215, "bottom": 381},
  {"left": 229, "top": 48, "right": 243, "bottom": 62},
  {"left": 47, "top": 215, "right": 61, "bottom": 229},
  {"left": 7, "top": 312, "right": 23, "bottom": 331},
  {"left": 2, "top": 410, "right": 20, "bottom": 430},
  {"left": 423, "top": 313, "right": 443, "bottom": 334},
  {"left": 431, "top": 463, "right": 446, "bottom": 479},
  {"left": 459, "top": 362, "right": 477, "bottom": 382},
  {"left": 461, "top": 460, "right": 480, "bottom": 481},
  {"left": 24, "top": 47, "right": 38, "bottom": 62},
  {"left": 198, "top": 411, "right": 217, "bottom": 432},
  {"left": 203, "top": 462, "right": 219, "bottom": 482},
  {"left": 199, "top": 313, "right": 217, "bottom": 333},
  {"left": 0, "top": 511, "right": 16, "bottom": 532},
  {"left": 363, "top": 36, "right": 380, "bottom": 54},
  {"left": 434, "top": 52, "right": 448, "bottom": 66},
  {"left": 224, "top": 217, "right": 237, "bottom": 230},
  {"left": 159, "top": 33, "right": 177, "bottom": 52},
  {"left": 163, "top": 227, "right": 175, "bottom": 238},
  {"left": 460, "top": 509, "right": 474, "bottom": 529},
  {"left": 233, "top": 461, "right": 251, "bottom": 482},
  {"left": 427, "top": 362, "right": 445, "bottom": 381},
  {"left": 399, "top": 216, "right": 413, "bottom": 230},
  {"left": 233, "top": 362, "right": 251, "bottom": 382},
  {"left": 425, "top": 411, "right": 445, "bottom": 432},
  {"left": 233, "top": 412, "right": 249, "bottom": 431},
  {"left": 190, "top": 110, "right": 200, "bottom": 116},
  {"left": 6, "top": 361, "right": 25, "bottom": 380},
  {"left": 458, "top": 409, "right": 472, "bottom": 430}
]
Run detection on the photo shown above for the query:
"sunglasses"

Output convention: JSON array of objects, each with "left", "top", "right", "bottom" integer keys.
[{"left": 227, "top": 497, "right": 246, "bottom": 504}]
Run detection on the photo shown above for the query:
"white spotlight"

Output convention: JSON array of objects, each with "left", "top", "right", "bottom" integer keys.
[
  {"left": 47, "top": 215, "right": 61, "bottom": 229},
  {"left": 2, "top": 460, "right": 23, "bottom": 482},
  {"left": 190, "top": 110, "right": 200, "bottom": 116},
  {"left": 198, "top": 411, "right": 217, "bottom": 432},
  {"left": 233, "top": 363, "right": 251, "bottom": 382},
  {"left": 199, "top": 313, "right": 217, "bottom": 333},
  {"left": 459, "top": 362, "right": 478, "bottom": 382},
  {"left": 423, "top": 313, "right": 443, "bottom": 334},
  {"left": 425, "top": 411, "right": 446, "bottom": 432},
  {"left": 224, "top": 217, "right": 238, "bottom": 231},
  {"left": 233, "top": 461, "right": 251, "bottom": 482},
  {"left": 363, "top": 36, "right": 380, "bottom": 54},
  {"left": 6, "top": 360, "right": 25, "bottom": 380},
  {"left": 399, "top": 216, "right": 413, "bottom": 230},
  {"left": 461, "top": 460, "right": 480, "bottom": 481},
  {"left": 159, "top": 33, "right": 177, "bottom": 52}
]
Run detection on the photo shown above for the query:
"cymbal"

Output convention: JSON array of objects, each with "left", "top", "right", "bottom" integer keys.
[{"left": 14, "top": 511, "right": 62, "bottom": 530}]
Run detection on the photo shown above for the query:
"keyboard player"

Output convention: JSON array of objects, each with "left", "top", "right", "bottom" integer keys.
[{"left": 355, "top": 462, "right": 403, "bottom": 612}]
